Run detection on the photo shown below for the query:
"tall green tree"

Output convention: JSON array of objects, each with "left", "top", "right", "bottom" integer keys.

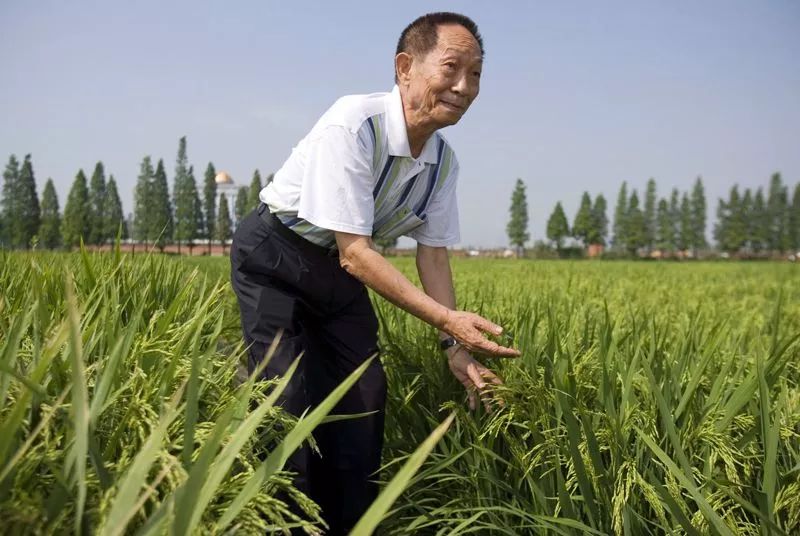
[
  {"left": 571, "top": 191, "right": 593, "bottom": 247},
  {"left": 506, "top": 178, "right": 529, "bottom": 255},
  {"left": 105, "top": 175, "right": 127, "bottom": 241},
  {"left": 215, "top": 193, "right": 232, "bottom": 254},
  {"left": 17, "top": 155, "right": 41, "bottom": 248},
  {"left": 173, "top": 136, "right": 195, "bottom": 253},
  {"left": 133, "top": 156, "right": 155, "bottom": 247},
  {"left": 612, "top": 181, "right": 628, "bottom": 250},
  {"left": 750, "top": 187, "right": 769, "bottom": 253},
  {"left": 669, "top": 188, "right": 680, "bottom": 250},
  {"left": 151, "top": 158, "right": 173, "bottom": 250},
  {"left": 625, "top": 190, "right": 645, "bottom": 256},
  {"left": 588, "top": 194, "right": 608, "bottom": 246},
  {"left": 546, "top": 201, "right": 569, "bottom": 251},
  {"left": 689, "top": 176, "right": 707, "bottom": 252},
  {"left": 655, "top": 198, "right": 674, "bottom": 253},
  {"left": 203, "top": 162, "right": 217, "bottom": 254},
  {"left": 766, "top": 172, "right": 789, "bottom": 253},
  {"left": 1, "top": 155, "right": 21, "bottom": 247},
  {"left": 789, "top": 182, "right": 800, "bottom": 252},
  {"left": 678, "top": 192, "right": 692, "bottom": 252},
  {"left": 62, "top": 169, "right": 91, "bottom": 248},
  {"left": 643, "top": 178, "right": 657, "bottom": 251},
  {"left": 235, "top": 186, "right": 249, "bottom": 227},
  {"left": 88, "top": 161, "right": 107, "bottom": 245},
  {"left": 248, "top": 169, "right": 263, "bottom": 212},
  {"left": 190, "top": 166, "right": 204, "bottom": 254},
  {"left": 741, "top": 188, "right": 753, "bottom": 252},
  {"left": 715, "top": 186, "right": 746, "bottom": 254},
  {"left": 39, "top": 178, "right": 62, "bottom": 249}
]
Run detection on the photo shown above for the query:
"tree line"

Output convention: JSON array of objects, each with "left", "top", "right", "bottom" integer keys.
[
  {"left": 508, "top": 174, "right": 800, "bottom": 257},
  {"left": 0, "top": 137, "right": 272, "bottom": 252}
]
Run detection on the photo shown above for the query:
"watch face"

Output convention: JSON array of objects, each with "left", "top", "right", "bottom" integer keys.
[{"left": 440, "top": 337, "right": 458, "bottom": 351}]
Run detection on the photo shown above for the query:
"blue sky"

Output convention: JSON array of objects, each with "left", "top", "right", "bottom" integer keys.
[{"left": 1, "top": 0, "right": 798, "bottom": 247}]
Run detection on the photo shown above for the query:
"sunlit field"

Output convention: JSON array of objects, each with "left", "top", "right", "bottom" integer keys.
[{"left": 2, "top": 251, "right": 799, "bottom": 534}]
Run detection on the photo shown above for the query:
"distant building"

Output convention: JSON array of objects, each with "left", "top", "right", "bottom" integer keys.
[{"left": 214, "top": 171, "right": 241, "bottom": 229}]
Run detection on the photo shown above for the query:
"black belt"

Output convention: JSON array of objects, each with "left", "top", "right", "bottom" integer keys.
[{"left": 257, "top": 203, "right": 339, "bottom": 258}]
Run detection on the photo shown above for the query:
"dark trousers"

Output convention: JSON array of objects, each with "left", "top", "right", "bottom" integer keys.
[{"left": 230, "top": 206, "right": 386, "bottom": 535}]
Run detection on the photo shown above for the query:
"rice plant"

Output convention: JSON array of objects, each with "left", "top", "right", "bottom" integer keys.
[{"left": 4, "top": 252, "right": 799, "bottom": 535}]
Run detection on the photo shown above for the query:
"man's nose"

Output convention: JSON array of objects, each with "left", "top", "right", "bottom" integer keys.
[{"left": 452, "top": 72, "right": 476, "bottom": 98}]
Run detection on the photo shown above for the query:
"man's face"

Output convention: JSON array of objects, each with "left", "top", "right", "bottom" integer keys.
[{"left": 400, "top": 24, "right": 483, "bottom": 129}]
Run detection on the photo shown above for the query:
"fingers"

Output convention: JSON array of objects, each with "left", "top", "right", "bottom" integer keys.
[
  {"left": 464, "top": 338, "right": 521, "bottom": 358},
  {"left": 471, "top": 314, "right": 502, "bottom": 336}
]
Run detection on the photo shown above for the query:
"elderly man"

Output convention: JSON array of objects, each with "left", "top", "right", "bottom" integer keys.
[{"left": 230, "top": 11, "right": 518, "bottom": 534}]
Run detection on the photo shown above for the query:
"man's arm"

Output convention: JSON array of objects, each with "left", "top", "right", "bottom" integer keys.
[
  {"left": 416, "top": 243, "right": 506, "bottom": 411},
  {"left": 335, "top": 232, "right": 519, "bottom": 357}
]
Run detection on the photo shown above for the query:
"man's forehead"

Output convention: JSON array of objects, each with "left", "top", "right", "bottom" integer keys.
[{"left": 433, "top": 26, "right": 482, "bottom": 60}]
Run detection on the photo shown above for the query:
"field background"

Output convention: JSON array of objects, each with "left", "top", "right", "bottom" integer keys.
[
  {"left": 2, "top": 253, "right": 799, "bottom": 534},
  {"left": 194, "top": 256, "right": 800, "bottom": 534}
]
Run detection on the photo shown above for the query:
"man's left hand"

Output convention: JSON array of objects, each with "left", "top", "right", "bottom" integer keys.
[{"left": 446, "top": 346, "right": 504, "bottom": 412}]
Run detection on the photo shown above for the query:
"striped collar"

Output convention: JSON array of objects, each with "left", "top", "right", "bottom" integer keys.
[{"left": 385, "top": 85, "right": 440, "bottom": 164}]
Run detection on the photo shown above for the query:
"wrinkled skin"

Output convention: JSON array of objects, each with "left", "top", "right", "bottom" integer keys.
[{"left": 396, "top": 24, "right": 483, "bottom": 157}]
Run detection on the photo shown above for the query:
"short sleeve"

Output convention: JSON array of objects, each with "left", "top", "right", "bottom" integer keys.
[
  {"left": 297, "top": 124, "right": 375, "bottom": 236},
  {"left": 408, "top": 158, "right": 460, "bottom": 247}
]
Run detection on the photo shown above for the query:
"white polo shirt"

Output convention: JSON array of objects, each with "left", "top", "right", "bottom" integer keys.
[{"left": 260, "top": 85, "right": 460, "bottom": 250}]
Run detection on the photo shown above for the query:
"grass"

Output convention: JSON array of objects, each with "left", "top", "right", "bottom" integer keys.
[{"left": 3, "top": 252, "right": 800, "bottom": 534}]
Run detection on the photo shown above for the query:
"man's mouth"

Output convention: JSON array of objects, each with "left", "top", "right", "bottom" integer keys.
[{"left": 440, "top": 100, "right": 465, "bottom": 112}]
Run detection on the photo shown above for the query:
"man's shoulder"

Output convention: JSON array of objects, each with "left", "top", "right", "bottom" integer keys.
[
  {"left": 433, "top": 131, "right": 459, "bottom": 168},
  {"left": 314, "top": 91, "right": 389, "bottom": 134}
]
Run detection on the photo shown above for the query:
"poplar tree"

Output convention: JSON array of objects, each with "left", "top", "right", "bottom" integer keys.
[
  {"left": 571, "top": 191, "right": 593, "bottom": 247},
  {"left": 216, "top": 193, "right": 232, "bottom": 254},
  {"left": 235, "top": 186, "right": 249, "bottom": 227},
  {"left": 655, "top": 198, "right": 674, "bottom": 253},
  {"left": 248, "top": 169, "right": 263, "bottom": 212},
  {"left": 506, "top": 178, "right": 529, "bottom": 255},
  {"left": 1, "top": 155, "right": 20, "bottom": 247},
  {"left": 612, "top": 181, "right": 628, "bottom": 250},
  {"left": 133, "top": 156, "right": 155, "bottom": 247},
  {"left": 766, "top": 172, "right": 789, "bottom": 253},
  {"left": 105, "top": 176, "right": 127, "bottom": 241},
  {"left": 644, "top": 178, "right": 657, "bottom": 252},
  {"left": 751, "top": 188, "right": 769, "bottom": 253},
  {"left": 62, "top": 170, "right": 90, "bottom": 248},
  {"left": 715, "top": 186, "right": 746, "bottom": 253},
  {"left": 669, "top": 188, "right": 680, "bottom": 250},
  {"left": 17, "top": 155, "right": 41, "bottom": 248},
  {"left": 690, "top": 176, "right": 707, "bottom": 252},
  {"left": 626, "top": 190, "right": 645, "bottom": 256},
  {"left": 546, "top": 201, "right": 569, "bottom": 251},
  {"left": 39, "top": 178, "right": 62, "bottom": 249},
  {"left": 589, "top": 194, "right": 608, "bottom": 246},
  {"left": 678, "top": 192, "right": 692, "bottom": 253},
  {"left": 741, "top": 188, "right": 753, "bottom": 252},
  {"left": 173, "top": 137, "right": 193, "bottom": 253},
  {"left": 88, "top": 162, "right": 107, "bottom": 245},
  {"left": 203, "top": 162, "right": 217, "bottom": 253},
  {"left": 789, "top": 182, "right": 800, "bottom": 252},
  {"left": 151, "top": 159, "right": 173, "bottom": 250},
  {"left": 190, "top": 166, "right": 204, "bottom": 254}
]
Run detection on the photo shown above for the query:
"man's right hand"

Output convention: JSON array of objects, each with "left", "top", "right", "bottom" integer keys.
[{"left": 442, "top": 310, "right": 520, "bottom": 357}]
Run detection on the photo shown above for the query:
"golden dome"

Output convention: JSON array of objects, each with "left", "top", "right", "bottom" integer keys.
[{"left": 215, "top": 171, "right": 233, "bottom": 185}]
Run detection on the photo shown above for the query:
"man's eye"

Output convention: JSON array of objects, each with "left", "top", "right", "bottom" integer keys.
[
  {"left": 443, "top": 62, "right": 456, "bottom": 71},
  {"left": 473, "top": 71, "right": 482, "bottom": 78}
]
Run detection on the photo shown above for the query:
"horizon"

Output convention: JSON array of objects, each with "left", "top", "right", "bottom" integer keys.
[{"left": 1, "top": 1, "right": 798, "bottom": 248}]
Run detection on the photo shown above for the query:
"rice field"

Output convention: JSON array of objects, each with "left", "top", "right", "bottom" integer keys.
[{"left": 2, "top": 250, "right": 799, "bottom": 534}]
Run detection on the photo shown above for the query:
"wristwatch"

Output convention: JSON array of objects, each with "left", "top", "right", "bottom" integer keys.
[{"left": 439, "top": 336, "right": 459, "bottom": 352}]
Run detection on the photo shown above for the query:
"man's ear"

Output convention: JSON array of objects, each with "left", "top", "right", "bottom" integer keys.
[{"left": 395, "top": 52, "right": 413, "bottom": 85}]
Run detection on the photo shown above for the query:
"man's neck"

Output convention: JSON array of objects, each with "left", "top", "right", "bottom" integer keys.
[{"left": 400, "top": 94, "right": 437, "bottom": 159}]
